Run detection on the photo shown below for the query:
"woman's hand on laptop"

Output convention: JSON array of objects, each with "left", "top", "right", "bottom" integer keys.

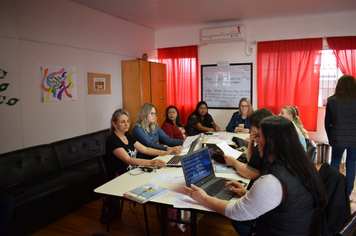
[
  {"left": 182, "top": 184, "right": 208, "bottom": 204},
  {"left": 149, "top": 159, "right": 166, "bottom": 168},
  {"left": 225, "top": 181, "right": 248, "bottom": 197}
]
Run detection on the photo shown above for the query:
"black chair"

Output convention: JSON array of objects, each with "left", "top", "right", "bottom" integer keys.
[
  {"left": 97, "top": 154, "right": 150, "bottom": 235},
  {"left": 319, "top": 164, "right": 351, "bottom": 236},
  {"left": 307, "top": 140, "right": 317, "bottom": 163},
  {"left": 337, "top": 211, "right": 356, "bottom": 236}
]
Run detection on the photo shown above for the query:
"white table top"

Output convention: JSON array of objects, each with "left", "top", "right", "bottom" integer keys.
[{"left": 94, "top": 131, "right": 250, "bottom": 212}]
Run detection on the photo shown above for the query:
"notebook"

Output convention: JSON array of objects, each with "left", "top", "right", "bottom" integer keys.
[
  {"left": 180, "top": 147, "right": 237, "bottom": 200},
  {"left": 166, "top": 136, "right": 200, "bottom": 167}
]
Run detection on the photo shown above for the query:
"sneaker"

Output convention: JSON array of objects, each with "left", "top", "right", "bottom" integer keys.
[{"left": 350, "top": 195, "right": 353, "bottom": 202}]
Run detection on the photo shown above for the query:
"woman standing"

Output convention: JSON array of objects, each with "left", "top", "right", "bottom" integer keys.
[
  {"left": 183, "top": 116, "right": 327, "bottom": 235},
  {"left": 132, "top": 103, "right": 183, "bottom": 159},
  {"left": 186, "top": 101, "right": 221, "bottom": 136},
  {"left": 161, "top": 106, "right": 187, "bottom": 140},
  {"left": 226, "top": 97, "right": 253, "bottom": 133},
  {"left": 325, "top": 74, "right": 356, "bottom": 199},
  {"left": 105, "top": 109, "right": 167, "bottom": 177}
]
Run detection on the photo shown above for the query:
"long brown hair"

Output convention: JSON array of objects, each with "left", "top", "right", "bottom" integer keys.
[{"left": 333, "top": 74, "right": 356, "bottom": 103}]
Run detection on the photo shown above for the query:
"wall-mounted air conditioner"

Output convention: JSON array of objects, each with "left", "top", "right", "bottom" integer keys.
[{"left": 201, "top": 26, "right": 245, "bottom": 44}]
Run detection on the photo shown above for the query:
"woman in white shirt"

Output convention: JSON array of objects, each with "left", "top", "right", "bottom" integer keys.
[{"left": 183, "top": 116, "right": 327, "bottom": 236}]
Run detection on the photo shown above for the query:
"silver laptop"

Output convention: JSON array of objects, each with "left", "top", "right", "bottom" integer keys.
[
  {"left": 166, "top": 136, "right": 199, "bottom": 167},
  {"left": 180, "top": 147, "right": 237, "bottom": 200}
]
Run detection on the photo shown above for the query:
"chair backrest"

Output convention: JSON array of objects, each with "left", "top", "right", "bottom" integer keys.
[
  {"left": 307, "top": 140, "right": 317, "bottom": 163},
  {"left": 337, "top": 211, "right": 356, "bottom": 236},
  {"left": 97, "top": 154, "right": 114, "bottom": 182}
]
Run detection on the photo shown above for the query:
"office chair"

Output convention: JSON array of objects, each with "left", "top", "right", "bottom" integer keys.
[
  {"left": 306, "top": 140, "right": 317, "bottom": 163},
  {"left": 337, "top": 211, "right": 356, "bottom": 236},
  {"left": 97, "top": 154, "right": 150, "bottom": 235}
]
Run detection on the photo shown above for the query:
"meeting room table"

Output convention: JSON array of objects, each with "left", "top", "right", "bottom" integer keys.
[{"left": 94, "top": 131, "right": 250, "bottom": 236}]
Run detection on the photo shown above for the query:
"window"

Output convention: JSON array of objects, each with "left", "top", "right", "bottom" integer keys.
[{"left": 318, "top": 50, "right": 343, "bottom": 107}]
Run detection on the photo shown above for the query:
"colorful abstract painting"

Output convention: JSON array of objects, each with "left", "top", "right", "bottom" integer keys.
[{"left": 41, "top": 65, "right": 77, "bottom": 102}]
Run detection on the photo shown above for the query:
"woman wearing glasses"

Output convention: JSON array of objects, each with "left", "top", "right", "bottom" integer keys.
[
  {"left": 132, "top": 103, "right": 184, "bottom": 159},
  {"left": 226, "top": 97, "right": 253, "bottom": 133}
]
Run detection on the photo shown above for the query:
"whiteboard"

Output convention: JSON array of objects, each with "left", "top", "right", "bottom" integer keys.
[{"left": 201, "top": 63, "right": 252, "bottom": 109}]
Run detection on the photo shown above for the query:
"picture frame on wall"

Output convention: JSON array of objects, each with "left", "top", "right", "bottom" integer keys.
[{"left": 87, "top": 72, "right": 111, "bottom": 94}]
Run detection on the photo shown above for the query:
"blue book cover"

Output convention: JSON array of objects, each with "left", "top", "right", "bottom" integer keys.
[{"left": 123, "top": 183, "right": 168, "bottom": 204}]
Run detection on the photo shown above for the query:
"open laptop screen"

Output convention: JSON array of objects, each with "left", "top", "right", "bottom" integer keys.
[{"left": 181, "top": 147, "right": 214, "bottom": 186}]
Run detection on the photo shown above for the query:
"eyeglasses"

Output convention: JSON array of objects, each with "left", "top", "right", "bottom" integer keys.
[
  {"left": 240, "top": 105, "right": 249, "bottom": 108},
  {"left": 150, "top": 112, "right": 157, "bottom": 116}
]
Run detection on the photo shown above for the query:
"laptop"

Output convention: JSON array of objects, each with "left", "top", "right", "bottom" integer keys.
[
  {"left": 166, "top": 136, "right": 200, "bottom": 167},
  {"left": 180, "top": 147, "right": 237, "bottom": 200}
]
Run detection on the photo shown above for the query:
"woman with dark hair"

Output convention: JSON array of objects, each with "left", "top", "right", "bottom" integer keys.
[
  {"left": 161, "top": 106, "right": 186, "bottom": 140},
  {"left": 186, "top": 101, "right": 220, "bottom": 136},
  {"left": 132, "top": 103, "right": 183, "bottom": 159},
  {"left": 105, "top": 108, "right": 168, "bottom": 177},
  {"left": 226, "top": 97, "right": 253, "bottom": 133},
  {"left": 183, "top": 116, "right": 327, "bottom": 235},
  {"left": 325, "top": 74, "right": 356, "bottom": 200}
]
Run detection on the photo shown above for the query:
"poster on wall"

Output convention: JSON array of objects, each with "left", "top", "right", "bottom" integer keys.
[
  {"left": 201, "top": 62, "right": 252, "bottom": 109},
  {"left": 41, "top": 65, "right": 77, "bottom": 102}
]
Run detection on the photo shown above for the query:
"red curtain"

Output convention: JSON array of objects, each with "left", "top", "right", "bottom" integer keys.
[
  {"left": 158, "top": 45, "right": 199, "bottom": 125},
  {"left": 326, "top": 36, "right": 356, "bottom": 77},
  {"left": 257, "top": 38, "right": 323, "bottom": 131}
]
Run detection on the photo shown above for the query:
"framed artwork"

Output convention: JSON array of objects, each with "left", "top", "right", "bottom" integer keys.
[{"left": 88, "top": 72, "right": 111, "bottom": 94}]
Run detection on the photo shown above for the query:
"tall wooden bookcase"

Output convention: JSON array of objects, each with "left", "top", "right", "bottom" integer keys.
[{"left": 121, "top": 59, "right": 167, "bottom": 134}]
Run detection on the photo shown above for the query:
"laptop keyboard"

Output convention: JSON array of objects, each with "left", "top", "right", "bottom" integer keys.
[
  {"left": 204, "top": 178, "right": 229, "bottom": 196},
  {"left": 167, "top": 155, "right": 181, "bottom": 165}
]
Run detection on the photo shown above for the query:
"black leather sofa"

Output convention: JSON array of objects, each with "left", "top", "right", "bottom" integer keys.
[{"left": 0, "top": 129, "right": 110, "bottom": 236}]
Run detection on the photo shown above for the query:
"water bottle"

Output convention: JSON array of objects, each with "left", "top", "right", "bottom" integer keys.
[{"left": 198, "top": 133, "right": 204, "bottom": 149}]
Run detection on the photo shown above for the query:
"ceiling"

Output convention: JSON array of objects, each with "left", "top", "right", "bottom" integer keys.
[{"left": 71, "top": 0, "right": 356, "bottom": 30}]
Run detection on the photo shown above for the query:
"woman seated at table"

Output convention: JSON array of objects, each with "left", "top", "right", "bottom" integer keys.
[
  {"left": 278, "top": 105, "right": 308, "bottom": 151},
  {"left": 105, "top": 108, "right": 168, "bottom": 177},
  {"left": 161, "top": 105, "right": 187, "bottom": 140},
  {"left": 226, "top": 97, "right": 253, "bottom": 133},
  {"left": 183, "top": 116, "right": 327, "bottom": 236},
  {"left": 132, "top": 103, "right": 183, "bottom": 159},
  {"left": 186, "top": 101, "right": 221, "bottom": 136}
]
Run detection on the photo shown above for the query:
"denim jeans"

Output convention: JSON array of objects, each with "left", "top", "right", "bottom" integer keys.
[
  {"left": 230, "top": 219, "right": 255, "bottom": 236},
  {"left": 330, "top": 146, "right": 356, "bottom": 195}
]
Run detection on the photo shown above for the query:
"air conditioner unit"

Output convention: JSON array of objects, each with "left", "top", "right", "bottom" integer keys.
[{"left": 201, "top": 26, "right": 245, "bottom": 44}]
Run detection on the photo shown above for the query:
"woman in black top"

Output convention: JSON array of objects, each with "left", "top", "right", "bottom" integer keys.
[
  {"left": 325, "top": 74, "right": 356, "bottom": 197},
  {"left": 105, "top": 109, "right": 169, "bottom": 176},
  {"left": 186, "top": 101, "right": 220, "bottom": 136}
]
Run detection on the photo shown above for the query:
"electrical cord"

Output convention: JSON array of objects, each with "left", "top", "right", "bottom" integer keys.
[{"left": 128, "top": 201, "right": 145, "bottom": 236}]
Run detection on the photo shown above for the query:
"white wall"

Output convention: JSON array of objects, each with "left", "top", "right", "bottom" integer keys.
[
  {"left": 155, "top": 10, "right": 356, "bottom": 143},
  {"left": 0, "top": 0, "right": 155, "bottom": 153}
]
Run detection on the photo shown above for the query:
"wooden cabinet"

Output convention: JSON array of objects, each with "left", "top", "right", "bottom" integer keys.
[{"left": 121, "top": 59, "right": 167, "bottom": 134}]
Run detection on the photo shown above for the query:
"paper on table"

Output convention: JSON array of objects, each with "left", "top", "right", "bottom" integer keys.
[
  {"left": 203, "top": 138, "right": 235, "bottom": 145},
  {"left": 174, "top": 193, "right": 197, "bottom": 208},
  {"left": 151, "top": 173, "right": 185, "bottom": 184},
  {"left": 182, "top": 135, "right": 200, "bottom": 149},
  {"left": 216, "top": 142, "right": 243, "bottom": 158}
]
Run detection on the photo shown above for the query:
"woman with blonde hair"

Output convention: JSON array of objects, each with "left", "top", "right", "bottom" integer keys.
[
  {"left": 105, "top": 108, "right": 167, "bottom": 177},
  {"left": 226, "top": 97, "right": 253, "bottom": 133},
  {"left": 325, "top": 74, "right": 356, "bottom": 199},
  {"left": 132, "top": 103, "right": 183, "bottom": 159},
  {"left": 278, "top": 106, "right": 308, "bottom": 151}
]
